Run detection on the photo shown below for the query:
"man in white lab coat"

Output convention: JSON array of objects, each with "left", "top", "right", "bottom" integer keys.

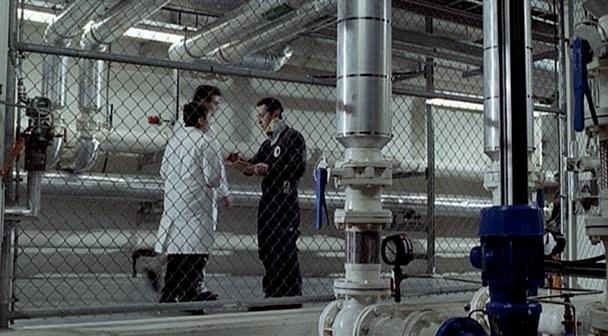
[{"left": 155, "top": 101, "right": 228, "bottom": 303}]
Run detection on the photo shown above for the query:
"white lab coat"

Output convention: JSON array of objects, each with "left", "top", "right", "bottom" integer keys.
[{"left": 155, "top": 125, "right": 229, "bottom": 254}]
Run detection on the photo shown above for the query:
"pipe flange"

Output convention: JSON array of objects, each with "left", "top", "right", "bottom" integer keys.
[
  {"left": 334, "top": 278, "right": 390, "bottom": 297},
  {"left": 334, "top": 209, "right": 392, "bottom": 227},
  {"left": 318, "top": 300, "right": 343, "bottom": 336},
  {"left": 590, "top": 307, "right": 608, "bottom": 333}
]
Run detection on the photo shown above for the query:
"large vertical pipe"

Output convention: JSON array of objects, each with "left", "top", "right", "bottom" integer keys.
[
  {"left": 470, "top": 1, "right": 543, "bottom": 335},
  {"left": 0, "top": 0, "right": 12, "bottom": 329},
  {"left": 484, "top": 1, "right": 535, "bottom": 162},
  {"left": 336, "top": 0, "right": 391, "bottom": 267},
  {"left": 330, "top": 2, "right": 391, "bottom": 335},
  {"left": 564, "top": 0, "right": 577, "bottom": 273},
  {"left": 499, "top": 0, "right": 529, "bottom": 205},
  {"left": 425, "top": 17, "right": 435, "bottom": 275},
  {"left": 336, "top": 1, "right": 391, "bottom": 150}
]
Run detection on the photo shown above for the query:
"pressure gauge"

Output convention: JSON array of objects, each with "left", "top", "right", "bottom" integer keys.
[{"left": 381, "top": 234, "right": 414, "bottom": 266}]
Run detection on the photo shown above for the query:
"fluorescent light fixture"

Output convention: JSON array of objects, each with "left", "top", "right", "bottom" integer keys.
[
  {"left": 18, "top": 8, "right": 185, "bottom": 44},
  {"left": 18, "top": 8, "right": 55, "bottom": 24},
  {"left": 426, "top": 98, "right": 483, "bottom": 111},
  {"left": 427, "top": 97, "right": 555, "bottom": 117}
]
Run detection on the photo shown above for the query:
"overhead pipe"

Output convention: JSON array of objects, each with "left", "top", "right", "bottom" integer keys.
[
  {"left": 41, "top": 0, "right": 102, "bottom": 169},
  {"left": 237, "top": 46, "right": 294, "bottom": 73},
  {"left": 206, "top": 0, "right": 336, "bottom": 66},
  {"left": 168, "top": 0, "right": 307, "bottom": 62},
  {"left": 9, "top": 172, "right": 489, "bottom": 217},
  {"left": 65, "top": 0, "right": 171, "bottom": 172}
]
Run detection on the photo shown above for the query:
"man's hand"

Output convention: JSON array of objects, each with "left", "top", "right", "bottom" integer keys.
[
  {"left": 221, "top": 195, "right": 233, "bottom": 208},
  {"left": 226, "top": 152, "right": 240, "bottom": 164},
  {"left": 249, "top": 163, "right": 268, "bottom": 176}
]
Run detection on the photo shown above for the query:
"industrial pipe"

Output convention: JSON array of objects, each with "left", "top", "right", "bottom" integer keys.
[
  {"left": 41, "top": 0, "right": 102, "bottom": 168},
  {"left": 8, "top": 172, "right": 488, "bottom": 217},
  {"left": 168, "top": 0, "right": 307, "bottom": 62},
  {"left": 66, "top": 0, "right": 171, "bottom": 172},
  {"left": 207, "top": 0, "right": 336, "bottom": 66},
  {"left": 324, "top": 1, "right": 392, "bottom": 335}
]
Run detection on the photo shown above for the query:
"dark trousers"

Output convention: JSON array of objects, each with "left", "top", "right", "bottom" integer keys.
[
  {"left": 259, "top": 237, "right": 302, "bottom": 298},
  {"left": 160, "top": 254, "right": 208, "bottom": 303}
]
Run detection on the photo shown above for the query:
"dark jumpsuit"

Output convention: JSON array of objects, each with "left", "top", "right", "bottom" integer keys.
[{"left": 248, "top": 127, "right": 306, "bottom": 297}]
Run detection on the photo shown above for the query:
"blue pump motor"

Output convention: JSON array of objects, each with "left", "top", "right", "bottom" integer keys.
[{"left": 469, "top": 205, "right": 544, "bottom": 335}]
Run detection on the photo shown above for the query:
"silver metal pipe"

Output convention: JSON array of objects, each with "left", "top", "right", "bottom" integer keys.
[
  {"left": 483, "top": 0, "right": 535, "bottom": 160},
  {"left": 0, "top": 0, "right": 11, "bottom": 328},
  {"left": 6, "top": 172, "right": 488, "bottom": 217},
  {"left": 168, "top": 0, "right": 307, "bottom": 62},
  {"left": 336, "top": 1, "right": 391, "bottom": 148},
  {"left": 237, "top": 46, "right": 294, "bottom": 72},
  {"left": 211, "top": 0, "right": 336, "bottom": 66},
  {"left": 68, "top": 0, "right": 171, "bottom": 172},
  {"left": 42, "top": 0, "right": 102, "bottom": 169}
]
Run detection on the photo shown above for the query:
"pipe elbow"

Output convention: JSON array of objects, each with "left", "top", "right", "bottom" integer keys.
[{"left": 63, "top": 137, "right": 100, "bottom": 172}]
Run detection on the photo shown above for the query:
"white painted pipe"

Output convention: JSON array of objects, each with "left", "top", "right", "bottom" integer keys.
[{"left": 332, "top": 298, "right": 365, "bottom": 336}]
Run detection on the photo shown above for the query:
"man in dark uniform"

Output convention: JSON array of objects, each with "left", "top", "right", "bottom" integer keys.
[{"left": 228, "top": 97, "right": 306, "bottom": 300}]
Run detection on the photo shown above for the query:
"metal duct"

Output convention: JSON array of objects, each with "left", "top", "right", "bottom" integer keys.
[
  {"left": 336, "top": 1, "right": 391, "bottom": 149},
  {"left": 42, "top": 0, "right": 102, "bottom": 168},
  {"left": 12, "top": 172, "right": 489, "bottom": 217},
  {"left": 168, "top": 0, "right": 307, "bottom": 62},
  {"left": 483, "top": 0, "right": 534, "bottom": 160},
  {"left": 237, "top": 46, "right": 294, "bottom": 72},
  {"left": 66, "top": 0, "right": 171, "bottom": 172},
  {"left": 208, "top": 0, "right": 336, "bottom": 66}
]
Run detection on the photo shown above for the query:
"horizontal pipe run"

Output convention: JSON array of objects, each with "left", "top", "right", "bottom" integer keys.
[
  {"left": 7, "top": 172, "right": 490, "bottom": 217},
  {"left": 14, "top": 42, "right": 562, "bottom": 114}
]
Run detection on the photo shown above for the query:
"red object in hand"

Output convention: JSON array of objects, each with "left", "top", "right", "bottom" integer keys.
[{"left": 147, "top": 116, "right": 161, "bottom": 125}]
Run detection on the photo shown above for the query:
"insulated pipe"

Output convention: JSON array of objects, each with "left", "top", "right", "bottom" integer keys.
[
  {"left": 237, "top": 46, "right": 294, "bottom": 72},
  {"left": 67, "top": 0, "right": 171, "bottom": 172},
  {"left": 168, "top": 0, "right": 307, "bottom": 62},
  {"left": 42, "top": 0, "right": 102, "bottom": 168},
  {"left": 483, "top": 0, "right": 534, "bottom": 160},
  {"left": 7, "top": 172, "right": 489, "bottom": 217},
  {"left": 329, "top": 1, "right": 391, "bottom": 335},
  {"left": 209, "top": 0, "right": 336, "bottom": 66},
  {"left": 336, "top": 2, "right": 391, "bottom": 149}
]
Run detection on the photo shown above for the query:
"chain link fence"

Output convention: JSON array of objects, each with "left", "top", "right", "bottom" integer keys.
[{"left": 2, "top": 0, "right": 563, "bottom": 321}]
